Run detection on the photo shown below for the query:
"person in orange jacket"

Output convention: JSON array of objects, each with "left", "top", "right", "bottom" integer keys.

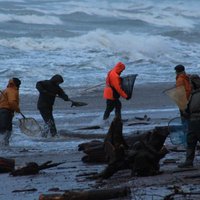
[
  {"left": 175, "top": 65, "right": 191, "bottom": 100},
  {"left": 103, "top": 62, "right": 129, "bottom": 120},
  {"left": 0, "top": 78, "right": 21, "bottom": 146}
]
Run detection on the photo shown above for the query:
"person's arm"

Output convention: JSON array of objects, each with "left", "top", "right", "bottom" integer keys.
[
  {"left": 113, "top": 76, "right": 128, "bottom": 99},
  {"left": 56, "top": 86, "right": 69, "bottom": 101},
  {"left": 7, "top": 90, "right": 20, "bottom": 113}
]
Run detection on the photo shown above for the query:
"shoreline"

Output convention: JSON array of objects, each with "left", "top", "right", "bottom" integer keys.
[{"left": 1, "top": 81, "right": 188, "bottom": 200}]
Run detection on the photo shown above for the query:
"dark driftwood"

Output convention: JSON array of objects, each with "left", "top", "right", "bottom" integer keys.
[
  {"left": 39, "top": 187, "right": 131, "bottom": 200},
  {"left": 172, "top": 168, "right": 198, "bottom": 174},
  {"left": 79, "top": 117, "right": 169, "bottom": 179},
  {"left": 0, "top": 157, "right": 15, "bottom": 173},
  {"left": 164, "top": 191, "right": 200, "bottom": 200},
  {"left": 10, "top": 161, "right": 64, "bottom": 176}
]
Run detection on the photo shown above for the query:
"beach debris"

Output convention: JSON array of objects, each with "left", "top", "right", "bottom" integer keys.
[
  {"left": 127, "top": 121, "right": 150, "bottom": 126},
  {"left": 12, "top": 188, "right": 37, "bottom": 193},
  {"left": 76, "top": 125, "right": 101, "bottom": 130},
  {"left": 10, "top": 161, "right": 65, "bottom": 176},
  {"left": 39, "top": 186, "right": 131, "bottom": 200},
  {"left": 0, "top": 157, "right": 15, "bottom": 173},
  {"left": 162, "top": 158, "right": 177, "bottom": 164},
  {"left": 164, "top": 188, "right": 200, "bottom": 200},
  {"left": 135, "top": 114, "right": 151, "bottom": 121},
  {"left": 78, "top": 140, "right": 107, "bottom": 163},
  {"left": 78, "top": 117, "right": 169, "bottom": 179},
  {"left": 172, "top": 167, "right": 198, "bottom": 174}
]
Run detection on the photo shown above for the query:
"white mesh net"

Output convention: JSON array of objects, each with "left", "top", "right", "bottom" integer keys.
[{"left": 19, "top": 117, "right": 42, "bottom": 137}]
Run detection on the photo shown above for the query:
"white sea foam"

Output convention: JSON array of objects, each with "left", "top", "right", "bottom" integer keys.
[{"left": 0, "top": 13, "right": 62, "bottom": 25}]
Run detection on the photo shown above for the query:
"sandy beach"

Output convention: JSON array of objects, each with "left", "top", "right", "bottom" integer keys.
[{"left": 1, "top": 82, "right": 200, "bottom": 200}]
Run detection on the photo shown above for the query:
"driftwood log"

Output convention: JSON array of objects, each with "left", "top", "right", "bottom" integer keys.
[
  {"left": 79, "top": 117, "right": 169, "bottom": 178},
  {"left": 39, "top": 186, "right": 131, "bottom": 200},
  {"left": 0, "top": 157, "right": 15, "bottom": 173},
  {"left": 10, "top": 161, "right": 64, "bottom": 176}
]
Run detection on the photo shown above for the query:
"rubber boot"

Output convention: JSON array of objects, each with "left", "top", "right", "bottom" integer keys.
[
  {"left": 178, "top": 148, "right": 195, "bottom": 168},
  {"left": 3, "top": 131, "right": 11, "bottom": 146},
  {"left": 0, "top": 131, "right": 11, "bottom": 147}
]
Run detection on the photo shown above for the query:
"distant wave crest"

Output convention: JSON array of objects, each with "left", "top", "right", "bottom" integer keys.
[{"left": 0, "top": 13, "right": 62, "bottom": 25}]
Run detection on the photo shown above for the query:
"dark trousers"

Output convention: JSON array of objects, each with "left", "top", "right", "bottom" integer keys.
[
  {"left": 39, "top": 108, "right": 57, "bottom": 137},
  {"left": 103, "top": 99, "right": 122, "bottom": 120},
  {"left": 0, "top": 109, "right": 13, "bottom": 132},
  {"left": 187, "top": 120, "right": 200, "bottom": 150}
]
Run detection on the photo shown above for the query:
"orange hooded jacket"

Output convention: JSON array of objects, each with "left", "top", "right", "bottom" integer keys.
[
  {"left": 0, "top": 79, "right": 20, "bottom": 112},
  {"left": 176, "top": 72, "right": 192, "bottom": 100},
  {"left": 103, "top": 62, "right": 128, "bottom": 100}
]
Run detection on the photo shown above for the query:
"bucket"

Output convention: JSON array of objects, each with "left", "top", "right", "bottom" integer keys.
[{"left": 168, "top": 117, "right": 187, "bottom": 145}]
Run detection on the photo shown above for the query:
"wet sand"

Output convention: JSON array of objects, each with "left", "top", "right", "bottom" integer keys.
[{"left": 2, "top": 82, "right": 200, "bottom": 200}]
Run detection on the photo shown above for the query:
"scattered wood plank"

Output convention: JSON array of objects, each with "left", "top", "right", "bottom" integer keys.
[
  {"left": 12, "top": 188, "right": 37, "bottom": 193},
  {"left": 172, "top": 168, "right": 198, "bottom": 174},
  {"left": 10, "top": 161, "right": 65, "bottom": 176},
  {"left": 39, "top": 186, "right": 131, "bottom": 200},
  {"left": 0, "top": 157, "right": 15, "bottom": 173}
]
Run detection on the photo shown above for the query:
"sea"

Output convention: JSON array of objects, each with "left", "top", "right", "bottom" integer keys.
[
  {"left": 0, "top": 0, "right": 198, "bottom": 148},
  {"left": 0, "top": 0, "right": 200, "bottom": 94}
]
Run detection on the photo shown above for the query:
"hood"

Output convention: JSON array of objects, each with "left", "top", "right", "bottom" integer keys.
[
  {"left": 7, "top": 78, "right": 20, "bottom": 89},
  {"left": 50, "top": 74, "right": 64, "bottom": 85},
  {"left": 113, "top": 62, "right": 125, "bottom": 75}
]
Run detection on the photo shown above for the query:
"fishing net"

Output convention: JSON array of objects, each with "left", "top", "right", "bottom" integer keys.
[
  {"left": 168, "top": 117, "right": 187, "bottom": 145},
  {"left": 19, "top": 117, "right": 42, "bottom": 137},
  {"left": 164, "top": 85, "right": 188, "bottom": 111},
  {"left": 121, "top": 74, "right": 137, "bottom": 98}
]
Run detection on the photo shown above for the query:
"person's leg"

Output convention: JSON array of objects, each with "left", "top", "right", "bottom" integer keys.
[
  {"left": 178, "top": 121, "right": 198, "bottom": 168},
  {"left": 103, "top": 100, "right": 115, "bottom": 120},
  {"left": 114, "top": 99, "right": 122, "bottom": 119},
  {"left": 0, "top": 109, "right": 13, "bottom": 146},
  {"left": 39, "top": 108, "right": 57, "bottom": 137}
]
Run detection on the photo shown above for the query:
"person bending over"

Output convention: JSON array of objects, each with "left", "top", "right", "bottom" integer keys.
[{"left": 36, "top": 74, "right": 69, "bottom": 137}]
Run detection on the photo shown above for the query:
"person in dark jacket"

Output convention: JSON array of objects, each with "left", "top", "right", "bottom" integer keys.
[
  {"left": 0, "top": 78, "right": 21, "bottom": 146},
  {"left": 178, "top": 89, "right": 200, "bottom": 168},
  {"left": 103, "top": 62, "right": 129, "bottom": 121},
  {"left": 36, "top": 74, "right": 69, "bottom": 137}
]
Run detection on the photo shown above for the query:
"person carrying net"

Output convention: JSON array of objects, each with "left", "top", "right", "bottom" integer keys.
[{"left": 0, "top": 78, "right": 21, "bottom": 146}]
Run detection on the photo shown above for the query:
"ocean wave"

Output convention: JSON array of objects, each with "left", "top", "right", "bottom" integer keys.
[
  {"left": 12, "top": 0, "right": 198, "bottom": 30},
  {"left": 0, "top": 13, "right": 62, "bottom": 25},
  {"left": 0, "top": 29, "right": 190, "bottom": 61},
  {"left": 1, "top": 0, "right": 198, "bottom": 30}
]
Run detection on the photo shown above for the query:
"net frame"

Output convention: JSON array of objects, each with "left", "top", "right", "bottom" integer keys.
[{"left": 19, "top": 117, "right": 42, "bottom": 137}]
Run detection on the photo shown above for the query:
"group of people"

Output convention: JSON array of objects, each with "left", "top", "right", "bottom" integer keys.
[
  {"left": 0, "top": 74, "right": 71, "bottom": 145},
  {"left": 0, "top": 62, "right": 130, "bottom": 147},
  {"left": 0, "top": 62, "right": 200, "bottom": 170}
]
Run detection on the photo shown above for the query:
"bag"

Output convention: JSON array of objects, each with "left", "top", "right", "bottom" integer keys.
[{"left": 189, "top": 74, "right": 200, "bottom": 90}]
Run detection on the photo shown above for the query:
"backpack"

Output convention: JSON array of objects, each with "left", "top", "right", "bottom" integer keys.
[{"left": 189, "top": 74, "right": 200, "bottom": 91}]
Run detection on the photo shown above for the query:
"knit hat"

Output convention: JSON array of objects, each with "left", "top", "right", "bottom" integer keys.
[
  {"left": 174, "top": 65, "right": 185, "bottom": 73},
  {"left": 12, "top": 77, "right": 21, "bottom": 88}
]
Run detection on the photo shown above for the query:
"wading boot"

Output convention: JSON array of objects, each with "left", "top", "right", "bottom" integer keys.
[{"left": 178, "top": 148, "right": 194, "bottom": 168}]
